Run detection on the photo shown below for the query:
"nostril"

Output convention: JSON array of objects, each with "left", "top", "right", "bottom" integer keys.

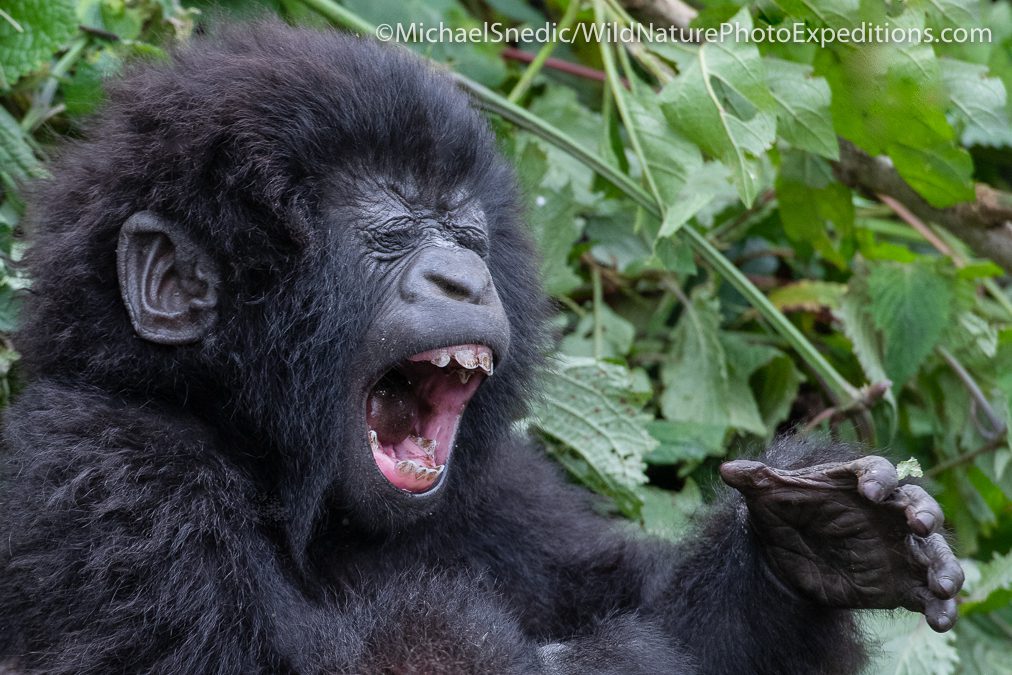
[{"left": 424, "top": 270, "right": 482, "bottom": 303}]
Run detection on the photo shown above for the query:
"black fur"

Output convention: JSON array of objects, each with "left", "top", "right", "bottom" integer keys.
[{"left": 0, "top": 22, "right": 865, "bottom": 674}]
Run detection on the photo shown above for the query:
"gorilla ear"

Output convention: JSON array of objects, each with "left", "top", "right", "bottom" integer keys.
[{"left": 117, "top": 211, "right": 220, "bottom": 345}]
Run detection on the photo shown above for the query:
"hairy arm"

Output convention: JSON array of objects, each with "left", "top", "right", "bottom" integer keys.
[{"left": 477, "top": 436, "right": 959, "bottom": 674}]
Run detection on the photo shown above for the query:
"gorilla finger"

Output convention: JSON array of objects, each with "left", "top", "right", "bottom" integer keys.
[
  {"left": 850, "top": 456, "right": 898, "bottom": 502},
  {"left": 719, "top": 460, "right": 776, "bottom": 492},
  {"left": 890, "top": 484, "right": 944, "bottom": 536},
  {"left": 911, "top": 586, "right": 959, "bottom": 633},
  {"left": 920, "top": 534, "right": 964, "bottom": 598}
]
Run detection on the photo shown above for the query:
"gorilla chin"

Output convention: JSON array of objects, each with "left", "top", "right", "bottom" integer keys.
[{"left": 365, "top": 344, "right": 493, "bottom": 494}]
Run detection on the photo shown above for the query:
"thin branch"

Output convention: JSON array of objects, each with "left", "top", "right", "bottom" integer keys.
[
  {"left": 834, "top": 140, "right": 1012, "bottom": 272},
  {"left": 925, "top": 434, "right": 1006, "bottom": 478},
  {"left": 506, "top": 0, "right": 583, "bottom": 103},
  {"left": 502, "top": 47, "right": 612, "bottom": 85},
  {"left": 937, "top": 347, "right": 1005, "bottom": 437}
]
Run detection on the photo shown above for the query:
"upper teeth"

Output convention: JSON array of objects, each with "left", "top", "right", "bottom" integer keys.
[{"left": 427, "top": 348, "right": 493, "bottom": 375}]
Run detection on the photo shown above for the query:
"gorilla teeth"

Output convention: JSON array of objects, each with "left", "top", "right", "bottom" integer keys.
[
  {"left": 409, "top": 434, "right": 438, "bottom": 458},
  {"left": 453, "top": 349, "right": 478, "bottom": 369},
  {"left": 429, "top": 351, "right": 452, "bottom": 368},
  {"left": 394, "top": 459, "right": 444, "bottom": 482},
  {"left": 478, "top": 352, "right": 493, "bottom": 375},
  {"left": 368, "top": 429, "right": 381, "bottom": 452},
  {"left": 457, "top": 370, "right": 473, "bottom": 384}
]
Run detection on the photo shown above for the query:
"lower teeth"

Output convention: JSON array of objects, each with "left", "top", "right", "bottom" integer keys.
[{"left": 395, "top": 459, "right": 444, "bottom": 481}]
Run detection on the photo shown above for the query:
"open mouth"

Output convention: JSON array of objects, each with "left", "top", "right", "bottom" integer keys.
[{"left": 366, "top": 344, "right": 493, "bottom": 493}]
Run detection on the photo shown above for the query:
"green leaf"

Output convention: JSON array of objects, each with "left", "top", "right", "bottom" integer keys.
[
  {"left": 622, "top": 93, "right": 721, "bottom": 238},
  {"left": 954, "top": 613, "right": 1012, "bottom": 675},
  {"left": 939, "top": 59, "right": 1012, "bottom": 148},
  {"left": 861, "top": 611, "right": 959, "bottom": 675},
  {"left": 530, "top": 356, "right": 654, "bottom": 491},
  {"left": 776, "top": 151, "right": 854, "bottom": 269},
  {"left": 516, "top": 142, "right": 582, "bottom": 296},
  {"left": 896, "top": 458, "right": 924, "bottom": 479},
  {"left": 639, "top": 481, "right": 703, "bottom": 541},
  {"left": 660, "top": 290, "right": 730, "bottom": 429},
  {"left": 769, "top": 280, "right": 846, "bottom": 313},
  {"left": 962, "top": 550, "right": 1012, "bottom": 614},
  {"left": 559, "top": 304, "right": 636, "bottom": 360},
  {"left": 816, "top": 12, "right": 975, "bottom": 207},
  {"left": 0, "top": 105, "right": 44, "bottom": 185},
  {"left": 769, "top": 0, "right": 860, "bottom": 29},
  {"left": 765, "top": 58, "right": 838, "bottom": 160},
  {"left": 0, "top": 0, "right": 77, "bottom": 90},
  {"left": 659, "top": 9, "right": 777, "bottom": 206},
  {"left": 644, "top": 420, "right": 726, "bottom": 466},
  {"left": 866, "top": 261, "right": 955, "bottom": 387}
]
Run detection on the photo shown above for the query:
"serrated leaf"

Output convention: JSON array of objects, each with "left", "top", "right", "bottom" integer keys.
[
  {"left": 0, "top": 105, "right": 44, "bottom": 185},
  {"left": 517, "top": 143, "right": 582, "bottom": 296},
  {"left": 861, "top": 611, "right": 959, "bottom": 675},
  {"left": 962, "top": 550, "right": 1012, "bottom": 614},
  {"left": 0, "top": 0, "right": 77, "bottom": 90},
  {"left": 939, "top": 59, "right": 1012, "bottom": 148},
  {"left": 867, "top": 261, "right": 955, "bottom": 387},
  {"left": 954, "top": 613, "right": 1012, "bottom": 675},
  {"left": 644, "top": 420, "right": 726, "bottom": 466},
  {"left": 765, "top": 58, "right": 838, "bottom": 159},
  {"left": 659, "top": 9, "right": 777, "bottom": 206},
  {"left": 660, "top": 290, "right": 730, "bottom": 428},
  {"left": 530, "top": 356, "right": 654, "bottom": 491},
  {"left": 639, "top": 481, "right": 703, "bottom": 541}
]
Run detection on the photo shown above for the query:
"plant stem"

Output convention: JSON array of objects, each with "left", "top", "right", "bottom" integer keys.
[{"left": 507, "top": 0, "right": 582, "bottom": 103}]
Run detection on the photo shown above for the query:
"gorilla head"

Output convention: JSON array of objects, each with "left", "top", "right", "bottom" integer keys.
[{"left": 19, "top": 22, "right": 547, "bottom": 549}]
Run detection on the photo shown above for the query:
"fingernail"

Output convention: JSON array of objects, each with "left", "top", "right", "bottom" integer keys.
[
  {"left": 938, "top": 577, "right": 955, "bottom": 596},
  {"left": 866, "top": 481, "right": 885, "bottom": 501},
  {"left": 916, "top": 513, "right": 935, "bottom": 534}
]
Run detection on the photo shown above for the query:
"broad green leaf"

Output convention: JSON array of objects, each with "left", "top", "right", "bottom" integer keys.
[
  {"left": 617, "top": 85, "right": 726, "bottom": 238},
  {"left": 776, "top": 151, "right": 854, "bottom": 269},
  {"left": 644, "top": 420, "right": 726, "bottom": 466},
  {"left": 913, "top": 0, "right": 978, "bottom": 28},
  {"left": 954, "top": 613, "right": 1012, "bottom": 675},
  {"left": 861, "top": 611, "right": 959, "bottom": 675},
  {"left": 816, "top": 12, "right": 975, "bottom": 207},
  {"left": 866, "top": 261, "right": 955, "bottom": 387},
  {"left": 0, "top": 0, "right": 77, "bottom": 90},
  {"left": 961, "top": 550, "right": 1012, "bottom": 614},
  {"left": 639, "top": 481, "right": 703, "bottom": 541},
  {"left": 940, "top": 59, "right": 1012, "bottom": 148},
  {"left": 660, "top": 290, "right": 730, "bottom": 428},
  {"left": 837, "top": 270, "right": 898, "bottom": 420},
  {"left": 721, "top": 333, "right": 782, "bottom": 436},
  {"left": 0, "top": 105, "right": 44, "bottom": 185},
  {"left": 769, "top": 0, "right": 860, "bottom": 29},
  {"left": 516, "top": 143, "right": 582, "bottom": 296},
  {"left": 559, "top": 304, "right": 636, "bottom": 360},
  {"left": 659, "top": 9, "right": 777, "bottom": 205},
  {"left": 754, "top": 350, "right": 805, "bottom": 432},
  {"left": 765, "top": 58, "right": 838, "bottom": 160},
  {"left": 530, "top": 356, "right": 654, "bottom": 491}
]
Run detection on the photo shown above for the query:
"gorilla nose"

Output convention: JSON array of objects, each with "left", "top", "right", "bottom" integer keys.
[{"left": 401, "top": 247, "right": 492, "bottom": 305}]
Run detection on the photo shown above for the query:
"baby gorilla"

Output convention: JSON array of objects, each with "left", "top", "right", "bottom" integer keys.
[{"left": 0, "top": 21, "right": 961, "bottom": 675}]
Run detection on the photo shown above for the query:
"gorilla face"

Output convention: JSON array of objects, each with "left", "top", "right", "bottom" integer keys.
[{"left": 350, "top": 184, "right": 511, "bottom": 497}]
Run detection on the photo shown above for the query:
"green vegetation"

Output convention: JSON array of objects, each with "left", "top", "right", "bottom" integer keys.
[{"left": 2, "top": 0, "right": 1010, "bottom": 671}]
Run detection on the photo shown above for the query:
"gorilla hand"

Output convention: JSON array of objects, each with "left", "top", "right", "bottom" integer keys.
[{"left": 720, "top": 455, "right": 964, "bottom": 632}]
